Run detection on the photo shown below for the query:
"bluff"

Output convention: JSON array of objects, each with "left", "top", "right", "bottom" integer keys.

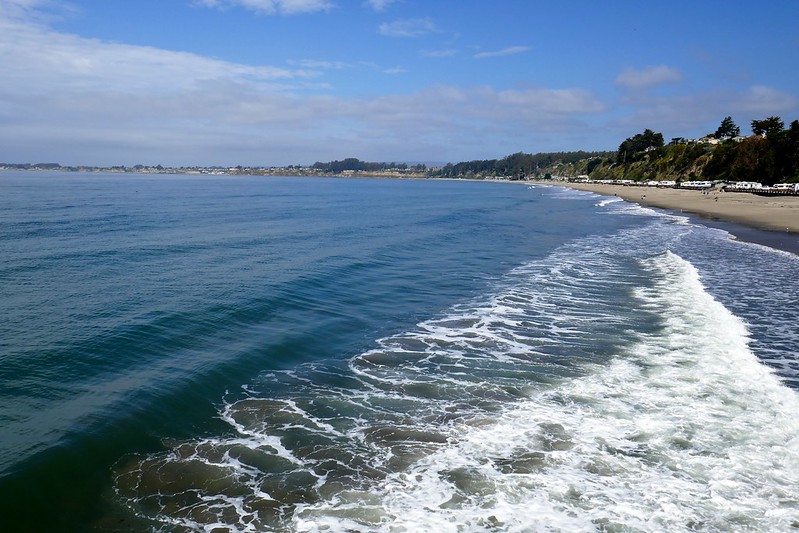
[{"left": 431, "top": 117, "right": 799, "bottom": 185}]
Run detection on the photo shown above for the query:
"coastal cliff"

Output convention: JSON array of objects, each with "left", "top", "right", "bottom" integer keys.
[{"left": 430, "top": 117, "right": 799, "bottom": 186}]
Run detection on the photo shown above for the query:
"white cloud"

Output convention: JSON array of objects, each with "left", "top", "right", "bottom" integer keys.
[
  {"left": 1, "top": 0, "right": 79, "bottom": 23},
  {"left": 337, "top": 85, "right": 604, "bottom": 135},
  {"left": 473, "top": 46, "right": 530, "bottom": 59},
  {"left": 195, "top": 0, "right": 333, "bottom": 15},
  {"left": 287, "top": 58, "right": 353, "bottom": 70},
  {"left": 0, "top": 5, "right": 331, "bottom": 164},
  {"left": 492, "top": 87, "right": 605, "bottom": 115},
  {"left": 0, "top": 15, "right": 316, "bottom": 94},
  {"left": 378, "top": 17, "right": 436, "bottom": 37},
  {"left": 422, "top": 49, "right": 459, "bottom": 58},
  {"left": 0, "top": 17, "right": 608, "bottom": 166},
  {"left": 0, "top": 3, "right": 612, "bottom": 165},
  {"left": 363, "top": 0, "right": 398, "bottom": 11},
  {"left": 737, "top": 85, "right": 799, "bottom": 114},
  {"left": 610, "top": 84, "right": 799, "bottom": 142},
  {"left": 615, "top": 65, "right": 682, "bottom": 90},
  {"left": 3, "top": 0, "right": 47, "bottom": 15}
]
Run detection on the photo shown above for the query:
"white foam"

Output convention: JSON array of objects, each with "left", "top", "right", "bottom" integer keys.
[
  {"left": 113, "top": 219, "right": 799, "bottom": 531},
  {"left": 292, "top": 252, "right": 799, "bottom": 532},
  {"left": 218, "top": 402, "right": 305, "bottom": 466},
  {"left": 595, "top": 197, "right": 623, "bottom": 207}
]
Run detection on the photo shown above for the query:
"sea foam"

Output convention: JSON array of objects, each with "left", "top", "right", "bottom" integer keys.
[{"left": 112, "top": 215, "right": 799, "bottom": 532}]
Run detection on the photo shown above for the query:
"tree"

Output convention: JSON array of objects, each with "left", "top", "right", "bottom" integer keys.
[
  {"left": 714, "top": 116, "right": 740, "bottom": 139},
  {"left": 703, "top": 142, "right": 735, "bottom": 180},
  {"left": 751, "top": 116, "right": 784, "bottom": 138},
  {"left": 776, "top": 119, "right": 799, "bottom": 182},
  {"left": 730, "top": 136, "right": 773, "bottom": 183},
  {"left": 617, "top": 129, "right": 664, "bottom": 163},
  {"left": 586, "top": 158, "right": 603, "bottom": 174}
]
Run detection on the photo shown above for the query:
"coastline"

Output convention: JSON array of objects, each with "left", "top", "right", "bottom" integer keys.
[{"left": 552, "top": 181, "right": 799, "bottom": 254}]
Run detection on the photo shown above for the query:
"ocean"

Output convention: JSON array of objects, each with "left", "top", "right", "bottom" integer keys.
[{"left": 1, "top": 172, "right": 798, "bottom": 532}]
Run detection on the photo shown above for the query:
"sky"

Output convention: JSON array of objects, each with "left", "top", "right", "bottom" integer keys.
[{"left": 1, "top": 0, "right": 798, "bottom": 167}]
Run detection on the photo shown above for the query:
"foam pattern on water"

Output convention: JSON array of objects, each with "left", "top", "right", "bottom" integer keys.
[
  {"left": 290, "top": 252, "right": 799, "bottom": 532},
  {"left": 112, "top": 221, "right": 799, "bottom": 532}
]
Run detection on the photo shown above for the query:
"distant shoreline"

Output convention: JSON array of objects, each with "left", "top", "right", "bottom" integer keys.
[
  {"left": 5, "top": 167, "right": 797, "bottom": 247},
  {"left": 0, "top": 166, "right": 430, "bottom": 179}
]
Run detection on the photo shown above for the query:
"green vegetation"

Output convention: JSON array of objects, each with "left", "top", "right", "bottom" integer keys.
[
  {"left": 428, "top": 151, "right": 614, "bottom": 180},
  {"left": 432, "top": 116, "right": 799, "bottom": 185},
  {"left": 714, "top": 116, "right": 740, "bottom": 140},
  {"left": 594, "top": 116, "right": 799, "bottom": 185},
  {"left": 312, "top": 158, "right": 426, "bottom": 173},
  {"left": 617, "top": 129, "right": 664, "bottom": 164}
]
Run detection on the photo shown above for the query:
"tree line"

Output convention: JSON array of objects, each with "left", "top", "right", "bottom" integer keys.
[
  {"left": 311, "top": 158, "right": 426, "bottom": 173},
  {"left": 599, "top": 116, "right": 799, "bottom": 185},
  {"left": 429, "top": 151, "right": 614, "bottom": 180},
  {"left": 428, "top": 116, "right": 797, "bottom": 184},
  {"left": 701, "top": 117, "right": 799, "bottom": 184}
]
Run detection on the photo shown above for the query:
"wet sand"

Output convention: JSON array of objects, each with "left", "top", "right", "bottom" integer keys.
[{"left": 559, "top": 182, "right": 799, "bottom": 235}]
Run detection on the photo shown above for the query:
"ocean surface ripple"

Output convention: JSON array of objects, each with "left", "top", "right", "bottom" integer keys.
[{"left": 1, "top": 173, "right": 797, "bottom": 531}]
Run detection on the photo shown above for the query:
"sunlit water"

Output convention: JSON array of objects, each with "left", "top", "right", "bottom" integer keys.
[{"left": 1, "top": 173, "right": 797, "bottom": 531}]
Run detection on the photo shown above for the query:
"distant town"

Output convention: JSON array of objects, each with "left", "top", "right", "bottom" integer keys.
[{"left": 0, "top": 161, "right": 431, "bottom": 178}]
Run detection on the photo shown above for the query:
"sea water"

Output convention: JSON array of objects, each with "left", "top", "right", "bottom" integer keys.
[{"left": 0, "top": 173, "right": 797, "bottom": 531}]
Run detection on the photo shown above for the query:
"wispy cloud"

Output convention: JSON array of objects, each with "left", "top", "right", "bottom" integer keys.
[
  {"left": 473, "top": 46, "right": 530, "bottom": 59},
  {"left": 0, "top": 12, "right": 611, "bottom": 165},
  {"left": 615, "top": 65, "right": 682, "bottom": 90},
  {"left": 0, "top": 17, "right": 315, "bottom": 94},
  {"left": 378, "top": 17, "right": 436, "bottom": 37},
  {"left": 288, "top": 58, "right": 353, "bottom": 70},
  {"left": 2, "top": 0, "right": 80, "bottom": 24},
  {"left": 737, "top": 85, "right": 799, "bottom": 113},
  {"left": 422, "top": 49, "right": 459, "bottom": 58},
  {"left": 4, "top": 0, "right": 52, "bottom": 17},
  {"left": 363, "top": 0, "right": 398, "bottom": 11},
  {"left": 488, "top": 87, "right": 606, "bottom": 117},
  {"left": 612, "top": 84, "right": 798, "bottom": 141},
  {"left": 195, "top": 0, "right": 333, "bottom": 15},
  {"left": 5, "top": 2, "right": 793, "bottom": 167}
]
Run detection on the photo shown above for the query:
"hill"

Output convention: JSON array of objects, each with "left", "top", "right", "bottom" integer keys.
[{"left": 431, "top": 116, "right": 799, "bottom": 185}]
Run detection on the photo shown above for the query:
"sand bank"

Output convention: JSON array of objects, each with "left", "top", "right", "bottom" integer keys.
[{"left": 557, "top": 182, "right": 799, "bottom": 235}]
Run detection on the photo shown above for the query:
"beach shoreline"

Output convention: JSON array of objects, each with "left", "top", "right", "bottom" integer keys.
[
  {"left": 555, "top": 181, "right": 799, "bottom": 232},
  {"left": 545, "top": 181, "right": 799, "bottom": 254}
]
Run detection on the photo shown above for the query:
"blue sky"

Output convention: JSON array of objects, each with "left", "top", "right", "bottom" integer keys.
[{"left": 1, "top": 0, "right": 798, "bottom": 167}]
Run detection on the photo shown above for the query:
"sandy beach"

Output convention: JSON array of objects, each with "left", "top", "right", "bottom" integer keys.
[{"left": 557, "top": 182, "right": 799, "bottom": 235}]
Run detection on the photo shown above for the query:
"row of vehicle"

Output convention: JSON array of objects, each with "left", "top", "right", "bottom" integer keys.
[
  {"left": 722, "top": 182, "right": 799, "bottom": 193},
  {"left": 571, "top": 178, "right": 798, "bottom": 193}
]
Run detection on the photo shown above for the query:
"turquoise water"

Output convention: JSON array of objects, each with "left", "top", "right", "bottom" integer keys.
[{"left": 1, "top": 173, "right": 797, "bottom": 531}]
